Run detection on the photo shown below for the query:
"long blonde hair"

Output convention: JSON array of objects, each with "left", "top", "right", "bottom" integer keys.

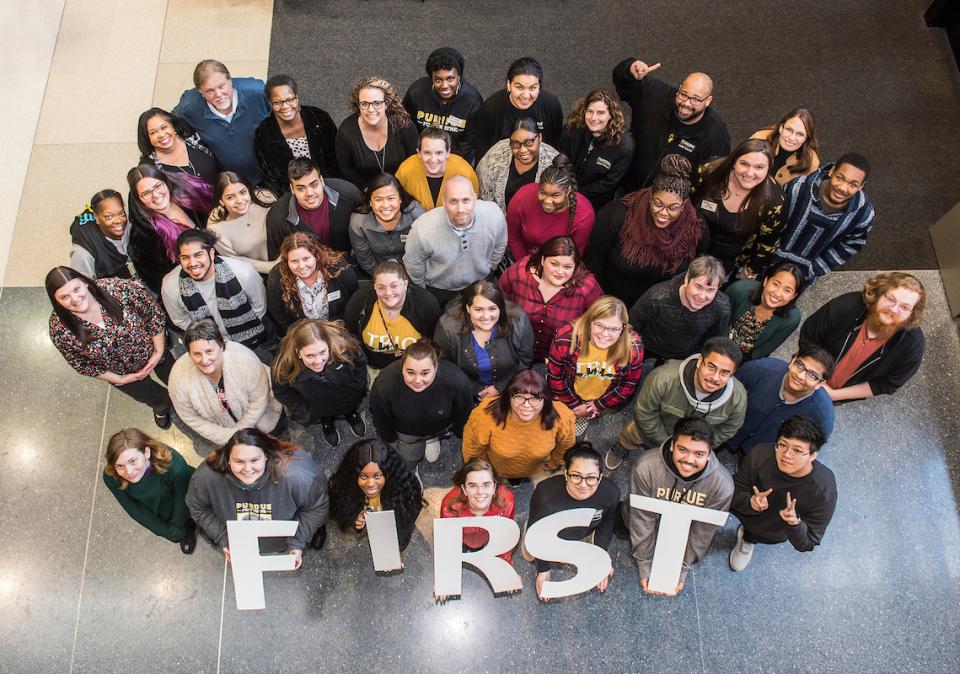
[
  {"left": 569, "top": 295, "right": 634, "bottom": 368},
  {"left": 272, "top": 319, "right": 361, "bottom": 385},
  {"left": 103, "top": 428, "right": 173, "bottom": 489}
]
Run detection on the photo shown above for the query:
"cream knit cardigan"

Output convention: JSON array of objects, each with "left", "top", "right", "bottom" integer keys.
[{"left": 169, "top": 341, "right": 282, "bottom": 446}]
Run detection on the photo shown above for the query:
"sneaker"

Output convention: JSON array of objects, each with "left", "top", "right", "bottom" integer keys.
[
  {"left": 321, "top": 420, "right": 340, "bottom": 447},
  {"left": 154, "top": 408, "right": 172, "bottom": 430},
  {"left": 729, "top": 525, "right": 755, "bottom": 572},
  {"left": 424, "top": 437, "right": 441, "bottom": 463},
  {"left": 604, "top": 442, "right": 628, "bottom": 471},
  {"left": 311, "top": 524, "right": 328, "bottom": 551},
  {"left": 575, "top": 416, "right": 589, "bottom": 437},
  {"left": 180, "top": 520, "right": 197, "bottom": 555},
  {"left": 346, "top": 412, "right": 366, "bottom": 438}
]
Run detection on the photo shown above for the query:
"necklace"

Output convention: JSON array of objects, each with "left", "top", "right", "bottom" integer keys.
[{"left": 372, "top": 147, "right": 386, "bottom": 172}]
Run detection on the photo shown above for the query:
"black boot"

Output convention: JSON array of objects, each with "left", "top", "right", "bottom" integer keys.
[
  {"left": 311, "top": 524, "right": 328, "bottom": 550},
  {"left": 180, "top": 519, "right": 198, "bottom": 555}
]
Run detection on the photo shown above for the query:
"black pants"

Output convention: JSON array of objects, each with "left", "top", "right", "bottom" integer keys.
[
  {"left": 426, "top": 285, "right": 462, "bottom": 310},
  {"left": 114, "top": 349, "right": 174, "bottom": 413}
]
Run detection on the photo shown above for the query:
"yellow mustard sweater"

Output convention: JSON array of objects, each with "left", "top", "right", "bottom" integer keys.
[
  {"left": 461, "top": 398, "right": 576, "bottom": 478},
  {"left": 395, "top": 154, "right": 480, "bottom": 210}
]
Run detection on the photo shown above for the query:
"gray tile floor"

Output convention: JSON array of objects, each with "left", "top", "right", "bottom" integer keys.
[{"left": 2, "top": 270, "right": 959, "bottom": 673}]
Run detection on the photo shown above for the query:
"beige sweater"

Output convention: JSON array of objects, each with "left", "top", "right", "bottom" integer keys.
[{"left": 169, "top": 341, "right": 282, "bottom": 446}]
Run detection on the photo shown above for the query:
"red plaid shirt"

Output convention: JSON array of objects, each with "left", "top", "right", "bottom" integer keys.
[
  {"left": 498, "top": 256, "right": 603, "bottom": 359},
  {"left": 546, "top": 322, "right": 644, "bottom": 411}
]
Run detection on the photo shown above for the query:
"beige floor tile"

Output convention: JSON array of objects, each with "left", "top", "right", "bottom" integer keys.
[
  {"left": 4, "top": 143, "right": 141, "bottom": 287},
  {"left": 153, "top": 60, "right": 268, "bottom": 111},
  {"left": 35, "top": 0, "right": 167, "bottom": 146},
  {"left": 0, "top": 0, "right": 67, "bottom": 285},
  {"left": 159, "top": 0, "right": 273, "bottom": 64}
]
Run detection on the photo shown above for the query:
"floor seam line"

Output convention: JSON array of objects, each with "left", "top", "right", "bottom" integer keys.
[
  {"left": 68, "top": 384, "right": 111, "bottom": 673},
  {"left": 217, "top": 558, "right": 227, "bottom": 674},
  {"left": 692, "top": 567, "right": 706, "bottom": 674}
]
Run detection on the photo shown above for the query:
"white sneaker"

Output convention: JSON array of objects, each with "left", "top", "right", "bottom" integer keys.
[
  {"left": 424, "top": 437, "right": 441, "bottom": 463},
  {"left": 729, "top": 525, "right": 755, "bottom": 572}
]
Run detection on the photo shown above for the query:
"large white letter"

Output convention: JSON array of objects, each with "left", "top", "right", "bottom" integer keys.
[
  {"left": 365, "top": 510, "right": 403, "bottom": 572},
  {"left": 433, "top": 517, "right": 522, "bottom": 598},
  {"left": 523, "top": 508, "right": 612, "bottom": 599},
  {"left": 226, "top": 520, "right": 300, "bottom": 610},
  {"left": 629, "top": 495, "right": 728, "bottom": 594}
]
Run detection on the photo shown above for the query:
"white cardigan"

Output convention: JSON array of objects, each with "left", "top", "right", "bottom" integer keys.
[{"left": 169, "top": 341, "right": 282, "bottom": 445}]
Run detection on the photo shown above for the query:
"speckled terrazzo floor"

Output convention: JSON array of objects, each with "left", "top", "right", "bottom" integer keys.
[{"left": 2, "top": 269, "right": 959, "bottom": 673}]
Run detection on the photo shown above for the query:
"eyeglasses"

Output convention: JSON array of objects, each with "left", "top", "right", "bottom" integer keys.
[
  {"left": 509, "top": 138, "right": 538, "bottom": 150},
  {"left": 881, "top": 292, "right": 914, "bottom": 315},
  {"left": 271, "top": 95, "right": 298, "bottom": 109},
  {"left": 374, "top": 282, "right": 405, "bottom": 294},
  {"left": 775, "top": 440, "right": 810, "bottom": 458},
  {"left": 701, "top": 360, "right": 733, "bottom": 378},
  {"left": 464, "top": 481, "right": 495, "bottom": 492},
  {"left": 780, "top": 124, "right": 807, "bottom": 140},
  {"left": 676, "top": 90, "right": 708, "bottom": 105},
  {"left": 138, "top": 182, "right": 166, "bottom": 200},
  {"left": 358, "top": 100, "right": 386, "bottom": 110},
  {"left": 791, "top": 357, "right": 824, "bottom": 383},
  {"left": 511, "top": 393, "right": 544, "bottom": 407},
  {"left": 566, "top": 472, "right": 600, "bottom": 486},
  {"left": 591, "top": 321, "right": 623, "bottom": 335},
  {"left": 649, "top": 197, "right": 683, "bottom": 215}
]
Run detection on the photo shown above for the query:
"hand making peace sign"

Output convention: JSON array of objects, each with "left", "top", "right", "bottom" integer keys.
[{"left": 779, "top": 492, "right": 800, "bottom": 526}]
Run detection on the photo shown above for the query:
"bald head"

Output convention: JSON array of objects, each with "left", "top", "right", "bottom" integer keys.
[
  {"left": 444, "top": 175, "right": 477, "bottom": 227},
  {"left": 676, "top": 72, "right": 714, "bottom": 124}
]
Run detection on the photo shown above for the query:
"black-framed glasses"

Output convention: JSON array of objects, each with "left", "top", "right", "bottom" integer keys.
[
  {"left": 359, "top": 100, "right": 386, "bottom": 110},
  {"left": 509, "top": 138, "right": 538, "bottom": 150},
  {"left": 271, "top": 95, "right": 298, "bottom": 109},
  {"left": 511, "top": 393, "right": 544, "bottom": 407},
  {"left": 676, "top": 90, "right": 708, "bottom": 105},
  {"left": 566, "top": 472, "right": 600, "bottom": 486},
  {"left": 791, "top": 357, "right": 824, "bottom": 383}
]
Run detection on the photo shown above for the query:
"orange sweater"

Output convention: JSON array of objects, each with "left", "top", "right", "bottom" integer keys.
[{"left": 461, "top": 398, "right": 576, "bottom": 478}]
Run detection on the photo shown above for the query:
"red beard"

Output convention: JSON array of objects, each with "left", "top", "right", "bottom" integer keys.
[{"left": 865, "top": 308, "right": 902, "bottom": 341}]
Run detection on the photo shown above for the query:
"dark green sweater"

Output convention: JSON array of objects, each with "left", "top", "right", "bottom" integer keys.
[{"left": 103, "top": 449, "right": 194, "bottom": 542}]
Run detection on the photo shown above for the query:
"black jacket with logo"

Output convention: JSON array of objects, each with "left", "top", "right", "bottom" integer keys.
[
  {"left": 561, "top": 125, "right": 636, "bottom": 210},
  {"left": 612, "top": 58, "right": 730, "bottom": 191}
]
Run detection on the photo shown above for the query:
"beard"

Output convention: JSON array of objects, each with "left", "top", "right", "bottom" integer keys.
[{"left": 865, "top": 308, "right": 902, "bottom": 340}]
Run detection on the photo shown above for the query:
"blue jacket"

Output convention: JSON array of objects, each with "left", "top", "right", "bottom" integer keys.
[
  {"left": 727, "top": 357, "right": 835, "bottom": 453},
  {"left": 172, "top": 77, "right": 270, "bottom": 184}
]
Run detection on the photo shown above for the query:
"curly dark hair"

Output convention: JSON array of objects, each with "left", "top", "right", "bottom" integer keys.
[
  {"left": 328, "top": 440, "right": 424, "bottom": 549},
  {"left": 562, "top": 88, "right": 625, "bottom": 148},
  {"left": 277, "top": 232, "right": 347, "bottom": 314},
  {"left": 349, "top": 76, "right": 412, "bottom": 129}
]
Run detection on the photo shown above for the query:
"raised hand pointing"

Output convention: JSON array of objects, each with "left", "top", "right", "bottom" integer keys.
[
  {"left": 630, "top": 60, "right": 662, "bottom": 80},
  {"left": 750, "top": 485, "right": 773, "bottom": 512}
]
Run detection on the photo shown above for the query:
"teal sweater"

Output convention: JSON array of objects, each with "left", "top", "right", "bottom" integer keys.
[
  {"left": 103, "top": 449, "right": 194, "bottom": 542},
  {"left": 724, "top": 279, "right": 801, "bottom": 360}
]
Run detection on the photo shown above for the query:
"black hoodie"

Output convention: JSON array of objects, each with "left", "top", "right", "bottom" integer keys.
[{"left": 403, "top": 77, "right": 484, "bottom": 164}]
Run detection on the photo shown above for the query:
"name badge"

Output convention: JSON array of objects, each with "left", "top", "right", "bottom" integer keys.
[
  {"left": 327, "top": 290, "right": 342, "bottom": 301},
  {"left": 596, "top": 157, "right": 612, "bottom": 170},
  {"left": 400, "top": 234, "right": 408, "bottom": 243},
  {"left": 700, "top": 200, "right": 717, "bottom": 213},
  {"left": 678, "top": 139, "right": 696, "bottom": 152}
]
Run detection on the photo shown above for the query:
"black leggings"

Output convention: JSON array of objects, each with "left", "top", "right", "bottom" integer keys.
[{"left": 113, "top": 349, "right": 174, "bottom": 413}]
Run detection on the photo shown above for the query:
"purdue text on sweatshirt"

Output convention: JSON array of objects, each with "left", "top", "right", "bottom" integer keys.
[
  {"left": 185, "top": 449, "right": 329, "bottom": 552},
  {"left": 624, "top": 440, "right": 733, "bottom": 581}
]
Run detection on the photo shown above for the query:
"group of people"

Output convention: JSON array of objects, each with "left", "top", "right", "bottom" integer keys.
[{"left": 53, "top": 50, "right": 928, "bottom": 598}]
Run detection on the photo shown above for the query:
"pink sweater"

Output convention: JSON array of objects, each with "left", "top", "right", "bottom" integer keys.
[{"left": 506, "top": 182, "right": 595, "bottom": 261}]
